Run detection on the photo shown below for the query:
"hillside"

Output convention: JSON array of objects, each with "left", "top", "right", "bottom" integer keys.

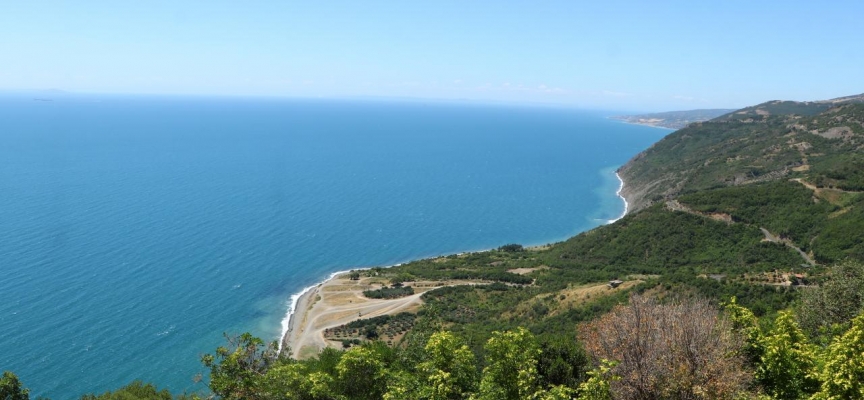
[
  {"left": 713, "top": 93, "right": 864, "bottom": 122},
  {"left": 610, "top": 108, "right": 735, "bottom": 129},
  {"left": 619, "top": 97, "right": 864, "bottom": 212}
]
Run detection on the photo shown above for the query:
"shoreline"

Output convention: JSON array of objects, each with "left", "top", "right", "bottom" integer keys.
[
  {"left": 281, "top": 268, "right": 443, "bottom": 359},
  {"left": 609, "top": 171, "right": 629, "bottom": 223},
  {"left": 278, "top": 167, "right": 633, "bottom": 356},
  {"left": 279, "top": 268, "right": 369, "bottom": 353},
  {"left": 607, "top": 116, "right": 679, "bottom": 131}
]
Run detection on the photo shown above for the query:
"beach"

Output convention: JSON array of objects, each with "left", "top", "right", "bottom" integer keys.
[
  {"left": 610, "top": 171, "right": 630, "bottom": 223},
  {"left": 280, "top": 270, "right": 481, "bottom": 359}
]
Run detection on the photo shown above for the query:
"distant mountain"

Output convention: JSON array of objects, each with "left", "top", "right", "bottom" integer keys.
[
  {"left": 611, "top": 109, "right": 736, "bottom": 129},
  {"left": 713, "top": 93, "right": 864, "bottom": 122}
]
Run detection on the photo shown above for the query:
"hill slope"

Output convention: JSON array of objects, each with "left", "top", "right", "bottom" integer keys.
[
  {"left": 619, "top": 97, "right": 864, "bottom": 212},
  {"left": 611, "top": 108, "right": 735, "bottom": 129}
]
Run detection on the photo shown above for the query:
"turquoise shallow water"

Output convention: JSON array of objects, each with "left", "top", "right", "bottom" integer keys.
[{"left": 0, "top": 95, "right": 668, "bottom": 398}]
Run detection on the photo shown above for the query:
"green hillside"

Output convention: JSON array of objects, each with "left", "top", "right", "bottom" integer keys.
[{"left": 619, "top": 99, "right": 864, "bottom": 211}]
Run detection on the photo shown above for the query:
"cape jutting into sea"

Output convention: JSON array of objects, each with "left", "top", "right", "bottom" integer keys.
[{"left": 0, "top": 94, "right": 669, "bottom": 398}]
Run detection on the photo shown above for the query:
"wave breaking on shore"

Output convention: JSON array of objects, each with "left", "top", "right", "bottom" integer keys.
[
  {"left": 278, "top": 269, "right": 355, "bottom": 352},
  {"left": 609, "top": 171, "right": 628, "bottom": 223}
]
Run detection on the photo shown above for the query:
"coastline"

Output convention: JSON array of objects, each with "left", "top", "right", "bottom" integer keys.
[
  {"left": 607, "top": 116, "right": 680, "bottom": 131},
  {"left": 279, "top": 167, "right": 633, "bottom": 357},
  {"left": 279, "top": 268, "right": 363, "bottom": 353},
  {"left": 281, "top": 269, "right": 448, "bottom": 359},
  {"left": 609, "top": 171, "right": 629, "bottom": 223}
]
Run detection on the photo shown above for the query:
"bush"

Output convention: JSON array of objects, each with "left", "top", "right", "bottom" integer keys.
[
  {"left": 363, "top": 285, "right": 415, "bottom": 299},
  {"left": 578, "top": 295, "right": 749, "bottom": 399}
]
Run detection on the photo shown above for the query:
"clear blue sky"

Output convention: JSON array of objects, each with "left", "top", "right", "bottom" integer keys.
[{"left": 2, "top": 1, "right": 862, "bottom": 111}]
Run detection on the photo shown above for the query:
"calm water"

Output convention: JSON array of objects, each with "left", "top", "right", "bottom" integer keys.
[{"left": 0, "top": 95, "right": 667, "bottom": 398}]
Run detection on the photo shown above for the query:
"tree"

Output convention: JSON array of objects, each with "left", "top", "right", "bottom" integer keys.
[
  {"left": 201, "top": 333, "right": 279, "bottom": 399},
  {"left": 537, "top": 335, "right": 589, "bottom": 389},
  {"left": 383, "top": 371, "right": 423, "bottom": 400},
  {"left": 335, "top": 346, "right": 387, "bottom": 400},
  {"left": 579, "top": 295, "right": 749, "bottom": 399},
  {"left": 724, "top": 297, "right": 762, "bottom": 364},
  {"left": 754, "top": 311, "right": 818, "bottom": 399},
  {"left": 476, "top": 327, "right": 541, "bottom": 400},
  {"left": 497, "top": 244, "right": 524, "bottom": 253},
  {"left": 799, "top": 260, "right": 864, "bottom": 338},
  {"left": 811, "top": 312, "right": 864, "bottom": 399},
  {"left": 261, "top": 363, "right": 335, "bottom": 400},
  {"left": 576, "top": 360, "right": 617, "bottom": 400},
  {"left": 0, "top": 371, "right": 29, "bottom": 400},
  {"left": 80, "top": 381, "right": 199, "bottom": 400},
  {"left": 418, "top": 331, "right": 476, "bottom": 400}
]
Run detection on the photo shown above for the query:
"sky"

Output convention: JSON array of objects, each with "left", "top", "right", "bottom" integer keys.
[{"left": 1, "top": 1, "right": 863, "bottom": 111}]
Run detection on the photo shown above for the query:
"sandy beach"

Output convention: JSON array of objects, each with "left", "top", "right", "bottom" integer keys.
[{"left": 281, "top": 271, "right": 477, "bottom": 359}]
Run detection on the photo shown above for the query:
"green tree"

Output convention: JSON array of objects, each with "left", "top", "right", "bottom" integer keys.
[
  {"left": 335, "top": 346, "right": 387, "bottom": 400},
  {"left": 418, "top": 331, "right": 476, "bottom": 400},
  {"left": 262, "top": 363, "right": 335, "bottom": 400},
  {"left": 79, "top": 380, "right": 199, "bottom": 400},
  {"left": 799, "top": 260, "right": 864, "bottom": 339},
  {"left": 811, "top": 312, "right": 864, "bottom": 399},
  {"left": 576, "top": 360, "right": 617, "bottom": 400},
  {"left": 0, "top": 371, "right": 29, "bottom": 400},
  {"left": 537, "top": 335, "right": 589, "bottom": 388},
  {"left": 383, "top": 371, "right": 423, "bottom": 400},
  {"left": 725, "top": 297, "right": 763, "bottom": 363},
  {"left": 534, "top": 384, "right": 577, "bottom": 400},
  {"left": 755, "top": 311, "right": 819, "bottom": 399},
  {"left": 201, "top": 333, "right": 278, "bottom": 399},
  {"left": 476, "top": 327, "right": 541, "bottom": 400}
]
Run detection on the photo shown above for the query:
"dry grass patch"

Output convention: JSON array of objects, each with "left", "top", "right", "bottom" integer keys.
[
  {"left": 507, "top": 265, "right": 549, "bottom": 275},
  {"left": 505, "top": 280, "right": 641, "bottom": 318},
  {"left": 550, "top": 281, "right": 642, "bottom": 314}
]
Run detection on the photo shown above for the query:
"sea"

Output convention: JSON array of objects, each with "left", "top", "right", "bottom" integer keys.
[{"left": 0, "top": 94, "right": 669, "bottom": 398}]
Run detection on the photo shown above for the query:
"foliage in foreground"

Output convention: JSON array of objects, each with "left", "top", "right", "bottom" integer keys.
[
  {"left": 196, "top": 281, "right": 864, "bottom": 400},
  {"left": 8, "top": 269, "right": 864, "bottom": 400},
  {"left": 203, "top": 328, "right": 594, "bottom": 400}
]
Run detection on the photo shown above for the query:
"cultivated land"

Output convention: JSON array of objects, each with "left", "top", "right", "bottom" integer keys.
[{"left": 283, "top": 273, "right": 491, "bottom": 358}]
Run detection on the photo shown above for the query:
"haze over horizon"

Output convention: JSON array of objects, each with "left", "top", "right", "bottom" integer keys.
[{"left": 2, "top": 1, "right": 862, "bottom": 111}]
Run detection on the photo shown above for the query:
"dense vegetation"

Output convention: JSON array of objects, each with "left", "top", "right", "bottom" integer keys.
[
  {"left": 619, "top": 100, "right": 864, "bottom": 210},
  {"left": 362, "top": 285, "right": 415, "bottom": 299}
]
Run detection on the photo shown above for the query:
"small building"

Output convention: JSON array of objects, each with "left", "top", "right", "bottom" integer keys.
[{"left": 791, "top": 274, "right": 808, "bottom": 286}]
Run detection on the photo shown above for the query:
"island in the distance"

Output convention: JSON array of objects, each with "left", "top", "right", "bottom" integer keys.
[{"left": 610, "top": 108, "right": 735, "bottom": 129}]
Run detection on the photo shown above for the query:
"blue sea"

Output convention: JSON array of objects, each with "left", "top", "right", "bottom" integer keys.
[{"left": 0, "top": 94, "right": 668, "bottom": 398}]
